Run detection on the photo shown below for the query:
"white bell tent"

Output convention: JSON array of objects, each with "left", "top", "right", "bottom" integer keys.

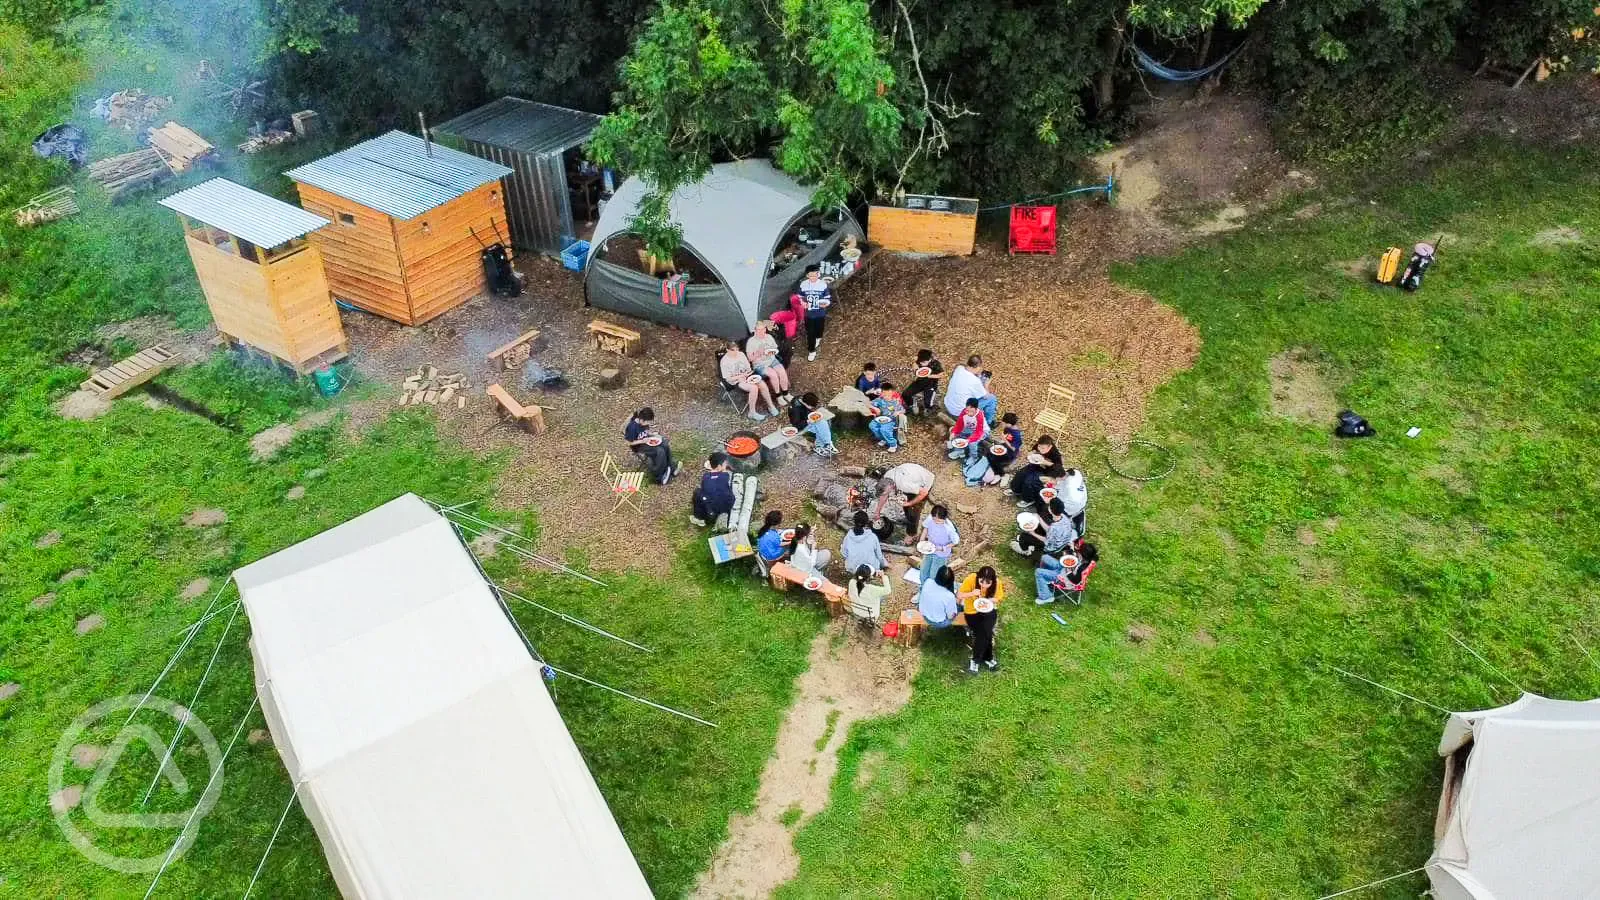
[
  {"left": 233, "top": 493, "right": 651, "bottom": 898},
  {"left": 1427, "top": 693, "right": 1600, "bottom": 900}
]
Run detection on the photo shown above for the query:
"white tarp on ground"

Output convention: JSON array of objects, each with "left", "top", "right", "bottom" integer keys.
[
  {"left": 1428, "top": 693, "right": 1600, "bottom": 900},
  {"left": 234, "top": 493, "right": 651, "bottom": 899}
]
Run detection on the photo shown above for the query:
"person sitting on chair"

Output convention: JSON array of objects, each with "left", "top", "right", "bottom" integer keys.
[
  {"left": 721, "top": 340, "right": 780, "bottom": 421},
  {"left": 869, "top": 382, "right": 905, "bottom": 452},
  {"left": 840, "top": 510, "right": 887, "bottom": 575},
  {"left": 789, "top": 391, "right": 838, "bottom": 457},
  {"left": 848, "top": 565, "right": 892, "bottom": 622},
  {"left": 916, "top": 566, "right": 960, "bottom": 630},
  {"left": 1011, "top": 435, "right": 1066, "bottom": 510},
  {"left": 746, "top": 321, "right": 792, "bottom": 404},
  {"left": 624, "top": 407, "right": 680, "bottom": 485},
  {"left": 690, "top": 452, "right": 736, "bottom": 527},
  {"left": 1034, "top": 541, "right": 1098, "bottom": 605},
  {"left": 755, "top": 510, "right": 790, "bottom": 564}
]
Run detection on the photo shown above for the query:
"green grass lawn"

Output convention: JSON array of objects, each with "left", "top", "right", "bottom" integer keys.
[{"left": 780, "top": 140, "right": 1600, "bottom": 897}]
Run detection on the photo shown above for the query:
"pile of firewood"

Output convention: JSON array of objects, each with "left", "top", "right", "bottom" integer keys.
[
  {"left": 94, "top": 89, "right": 173, "bottom": 131},
  {"left": 399, "top": 366, "right": 469, "bottom": 409},
  {"left": 237, "top": 129, "right": 295, "bottom": 155},
  {"left": 147, "top": 122, "right": 215, "bottom": 173},
  {"left": 13, "top": 186, "right": 78, "bottom": 227},
  {"left": 86, "top": 148, "right": 171, "bottom": 201}
]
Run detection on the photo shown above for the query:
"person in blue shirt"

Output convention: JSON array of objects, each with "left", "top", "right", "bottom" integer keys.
[
  {"left": 690, "top": 452, "right": 736, "bottom": 527},
  {"left": 623, "top": 407, "right": 680, "bottom": 485},
  {"left": 916, "top": 566, "right": 960, "bottom": 629},
  {"left": 855, "top": 361, "right": 882, "bottom": 397},
  {"left": 797, "top": 266, "right": 833, "bottom": 361},
  {"left": 755, "top": 510, "right": 790, "bottom": 563}
]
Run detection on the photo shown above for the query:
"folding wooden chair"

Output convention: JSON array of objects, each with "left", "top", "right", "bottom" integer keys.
[
  {"left": 1033, "top": 383, "right": 1076, "bottom": 437},
  {"left": 600, "top": 452, "right": 645, "bottom": 513}
]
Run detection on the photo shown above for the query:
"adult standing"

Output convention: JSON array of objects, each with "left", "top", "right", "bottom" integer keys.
[
  {"left": 957, "top": 566, "right": 1003, "bottom": 673},
  {"left": 797, "top": 265, "right": 833, "bottom": 361},
  {"left": 690, "top": 452, "right": 736, "bottom": 527},
  {"left": 880, "top": 462, "right": 935, "bottom": 542},
  {"left": 623, "top": 408, "right": 680, "bottom": 485},
  {"left": 1059, "top": 467, "right": 1088, "bottom": 534},
  {"left": 841, "top": 511, "right": 887, "bottom": 575},
  {"left": 943, "top": 354, "right": 998, "bottom": 424}
]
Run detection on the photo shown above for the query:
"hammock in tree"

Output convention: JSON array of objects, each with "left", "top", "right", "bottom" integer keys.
[{"left": 1131, "top": 41, "right": 1246, "bottom": 82}]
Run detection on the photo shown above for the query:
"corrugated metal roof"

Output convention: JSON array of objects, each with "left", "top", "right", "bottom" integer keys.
[
  {"left": 434, "top": 97, "right": 600, "bottom": 156},
  {"left": 285, "top": 130, "right": 512, "bottom": 220},
  {"left": 158, "top": 177, "right": 331, "bottom": 248}
]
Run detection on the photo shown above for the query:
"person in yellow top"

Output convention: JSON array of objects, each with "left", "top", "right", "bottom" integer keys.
[{"left": 957, "top": 565, "right": 1003, "bottom": 674}]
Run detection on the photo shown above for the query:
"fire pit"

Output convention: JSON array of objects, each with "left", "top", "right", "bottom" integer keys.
[{"left": 724, "top": 430, "right": 763, "bottom": 474}]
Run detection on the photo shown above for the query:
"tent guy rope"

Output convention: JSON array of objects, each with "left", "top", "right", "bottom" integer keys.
[
  {"left": 1325, "top": 664, "right": 1451, "bottom": 714},
  {"left": 242, "top": 782, "right": 301, "bottom": 898},
  {"left": 144, "top": 695, "right": 259, "bottom": 899},
  {"left": 1446, "top": 630, "right": 1527, "bottom": 694},
  {"left": 541, "top": 663, "right": 717, "bottom": 728},
  {"left": 494, "top": 585, "right": 653, "bottom": 654},
  {"left": 1313, "top": 864, "right": 1431, "bottom": 900},
  {"left": 126, "top": 575, "right": 235, "bottom": 726},
  {"left": 141, "top": 601, "right": 241, "bottom": 807}
]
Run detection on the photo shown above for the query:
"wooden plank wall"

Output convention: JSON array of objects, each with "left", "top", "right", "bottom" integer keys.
[
  {"left": 868, "top": 205, "right": 978, "bottom": 256},
  {"left": 394, "top": 182, "right": 505, "bottom": 324},
  {"left": 183, "top": 234, "right": 288, "bottom": 359},
  {"left": 293, "top": 181, "right": 412, "bottom": 323},
  {"left": 264, "top": 244, "right": 346, "bottom": 368}
]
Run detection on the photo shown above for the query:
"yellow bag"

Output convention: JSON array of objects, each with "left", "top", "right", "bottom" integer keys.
[{"left": 1376, "top": 247, "right": 1403, "bottom": 284}]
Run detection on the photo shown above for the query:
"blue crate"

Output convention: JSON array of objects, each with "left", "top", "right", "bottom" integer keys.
[{"left": 560, "top": 240, "right": 591, "bottom": 272}]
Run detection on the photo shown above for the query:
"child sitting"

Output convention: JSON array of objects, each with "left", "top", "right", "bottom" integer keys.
[
  {"left": 869, "top": 382, "right": 905, "bottom": 453},
  {"left": 855, "top": 361, "right": 882, "bottom": 398}
]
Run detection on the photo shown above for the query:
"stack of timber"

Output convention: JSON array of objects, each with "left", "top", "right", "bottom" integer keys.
[
  {"left": 97, "top": 89, "right": 173, "bottom": 130},
  {"left": 237, "top": 129, "right": 295, "bottom": 154},
  {"left": 13, "top": 186, "right": 78, "bottom": 227},
  {"left": 87, "top": 149, "right": 171, "bottom": 201},
  {"left": 148, "top": 122, "right": 216, "bottom": 173},
  {"left": 399, "top": 365, "right": 469, "bottom": 409}
]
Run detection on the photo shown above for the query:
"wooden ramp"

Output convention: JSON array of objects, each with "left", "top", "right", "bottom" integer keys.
[{"left": 81, "top": 345, "right": 178, "bottom": 398}]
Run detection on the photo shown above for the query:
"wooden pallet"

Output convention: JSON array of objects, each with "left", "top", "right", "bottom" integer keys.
[{"left": 81, "top": 345, "right": 178, "bottom": 398}]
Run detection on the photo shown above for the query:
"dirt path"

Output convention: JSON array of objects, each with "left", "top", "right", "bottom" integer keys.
[{"left": 691, "top": 620, "right": 919, "bottom": 899}]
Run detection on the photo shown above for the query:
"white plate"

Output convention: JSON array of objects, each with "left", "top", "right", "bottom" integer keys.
[
  {"left": 1039, "top": 488, "right": 1058, "bottom": 501},
  {"left": 803, "top": 576, "right": 823, "bottom": 591},
  {"left": 974, "top": 597, "right": 996, "bottom": 613},
  {"left": 780, "top": 426, "right": 799, "bottom": 437},
  {"left": 644, "top": 436, "right": 662, "bottom": 446},
  {"left": 874, "top": 415, "right": 892, "bottom": 424},
  {"left": 950, "top": 437, "right": 969, "bottom": 449},
  {"left": 1016, "top": 512, "right": 1041, "bottom": 531},
  {"left": 808, "top": 411, "right": 824, "bottom": 422},
  {"left": 916, "top": 540, "right": 936, "bottom": 555},
  {"left": 1026, "top": 453, "right": 1046, "bottom": 466},
  {"left": 780, "top": 529, "right": 796, "bottom": 541},
  {"left": 916, "top": 367, "right": 932, "bottom": 377}
]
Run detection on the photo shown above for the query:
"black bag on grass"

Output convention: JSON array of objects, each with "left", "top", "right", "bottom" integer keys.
[{"left": 1334, "top": 409, "right": 1375, "bottom": 438}]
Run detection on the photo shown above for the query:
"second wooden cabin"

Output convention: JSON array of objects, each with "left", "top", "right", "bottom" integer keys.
[{"left": 285, "top": 130, "right": 513, "bottom": 326}]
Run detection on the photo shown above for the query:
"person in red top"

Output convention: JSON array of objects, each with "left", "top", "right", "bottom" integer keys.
[{"left": 947, "top": 397, "right": 989, "bottom": 462}]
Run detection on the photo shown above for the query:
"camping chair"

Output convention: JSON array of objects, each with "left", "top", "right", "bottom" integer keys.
[
  {"left": 600, "top": 451, "right": 645, "bottom": 513},
  {"left": 714, "top": 351, "right": 745, "bottom": 413},
  {"left": 1049, "top": 560, "right": 1096, "bottom": 606},
  {"left": 844, "top": 583, "right": 882, "bottom": 624},
  {"left": 1034, "top": 383, "right": 1076, "bottom": 437}
]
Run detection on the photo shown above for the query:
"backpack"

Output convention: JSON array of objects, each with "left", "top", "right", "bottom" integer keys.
[{"left": 1334, "top": 409, "right": 1376, "bottom": 438}]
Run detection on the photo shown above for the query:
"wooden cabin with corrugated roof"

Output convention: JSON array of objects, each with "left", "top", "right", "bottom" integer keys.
[
  {"left": 158, "top": 177, "right": 347, "bottom": 372},
  {"left": 285, "top": 130, "right": 513, "bottom": 326}
]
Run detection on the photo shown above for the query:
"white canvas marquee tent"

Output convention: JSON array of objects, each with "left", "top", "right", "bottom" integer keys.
[
  {"left": 234, "top": 493, "right": 652, "bottom": 898},
  {"left": 1428, "top": 693, "right": 1600, "bottom": 900}
]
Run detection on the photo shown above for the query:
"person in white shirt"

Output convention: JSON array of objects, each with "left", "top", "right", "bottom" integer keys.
[
  {"left": 848, "top": 565, "right": 892, "bottom": 621},
  {"left": 1058, "top": 468, "right": 1087, "bottom": 533},
  {"left": 942, "top": 354, "right": 998, "bottom": 424},
  {"left": 745, "top": 322, "right": 792, "bottom": 403},
  {"left": 789, "top": 523, "right": 832, "bottom": 578},
  {"left": 720, "top": 341, "right": 780, "bottom": 420}
]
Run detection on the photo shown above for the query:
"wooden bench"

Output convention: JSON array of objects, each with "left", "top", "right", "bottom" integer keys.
[
  {"left": 587, "top": 320, "right": 642, "bottom": 356},
  {"left": 769, "top": 561, "right": 849, "bottom": 616},
  {"left": 896, "top": 608, "right": 967, "bottom": 647},
  {"left": 600, "top": 451, "right": 646, "bottom": 513},
  {"left": 487, "top": 329, "right": 541, "bottom": 371},
  {"left": 486, "top": 383, "right": 546, "bottom": 434},
  {"left": 81, "top": 345, "right": 178, "bottom": 398}
]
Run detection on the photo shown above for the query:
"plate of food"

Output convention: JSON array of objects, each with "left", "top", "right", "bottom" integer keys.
[
  {"left": 781, "top": 528, "right": 796, "bottom": 541},
  {"left": 974, "top": 597, "right": 996, "bottom": 614},
  {"left": 915, "top": 366, "right": 933, "bottom": 378},
  {"left": 780, "top": 425, "right": 800, "bottom": 438},
  {"left": 802, "top": 575, "right": 824, "bottom": 591},
  {"left": 840, "top": 247, "right": 862, "bottom": 262},
  {"left": 949, "top": 437, "right": 969, "bottom": 449},
  {"left": 1058, "top": 555, "right": 1078, "bottom": 569},
  {"left": 1039, "top": 487, "right": 1058, "bottom": 502},
  {"left": 1016, "top": 512, "right": 1041, "bottom": 532},
  {"left": 1026, "top": 452, "right": 1047, "bottom": 466},
  {"left": 644, "top": 436, "right": 663, "bottom": 447},
  {"left": 874, "top": 415, "right": 892, "bottom": 424},
  {"left": 989, "top": 443, "right": 1009, "bottom": 456},
  {"left": 916, "top": 540, "right": 936, "bottom": 555},
  {"left": 745, "top": 375, "right": 762, "bottom": 386},
  {"left": 807, "top": 410, "right": 824, "bottom": 423}
]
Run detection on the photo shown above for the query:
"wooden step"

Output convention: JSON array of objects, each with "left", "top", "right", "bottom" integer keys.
[{"left": 81, "top": 344, "right": 179, "bottom": 398}]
